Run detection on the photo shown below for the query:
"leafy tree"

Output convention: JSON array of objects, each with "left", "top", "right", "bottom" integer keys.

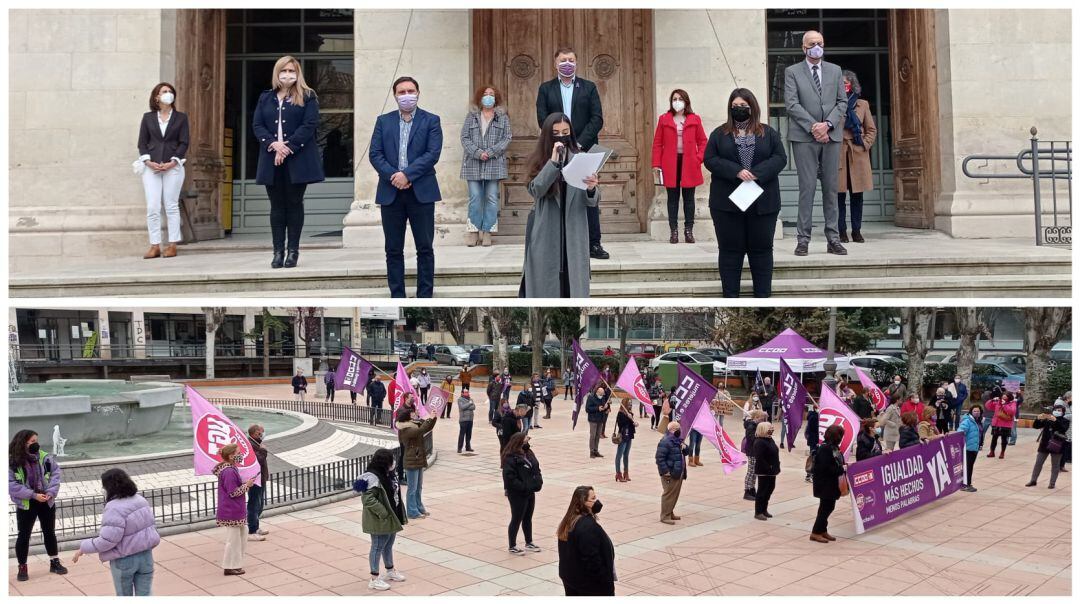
[
  {"left": 1023, "top": 308, "right": 1071, "bottom": 409},
  {"left": 202, "top": 307, "right": 227, "bottom": 380},
  {"left": 548, "top": 308, "right": 585, "bottom": 371},
  {"left": 711, "top": 308, "right": 890, "bottom": 354}
]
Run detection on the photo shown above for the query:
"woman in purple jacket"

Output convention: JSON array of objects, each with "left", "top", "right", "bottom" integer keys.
[
  {"left": 215, "top": 443, "right": 257, "bottom": 576},
  {"left": 9, "top": 429, "right": 65, "bottom": 582},
  {"left": 72, "top": 469, "right": 161, "bottom": 595}
]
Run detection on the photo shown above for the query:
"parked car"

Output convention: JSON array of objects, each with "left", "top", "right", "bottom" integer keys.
[
  {"left": 393, "top": 342, "right": 411, "bottom": 362},
  {"left": 924, "top": 351, "right": 956, "bottom": 366},
  {"left": 1049, "top": 343, "right": 1071, "bottom": 371},
  {"left": 626, "top": 343, "right": 659, "bottom": 361},
  {"left": 972, "top": 360, "right": 1026, "bottom": 390},
  {"left": 837, "top": 354, "right": 905, "bottom": 382},
  {"left": 979, "top": 352, "right": 1026, "bottom": 368},
  {"left": 433, "top": 345, "right": 470, "bottom": 366},
  {"left": 694, "top": 348, "right": 729, "bottom": 363},
  {"left": 649, "top": 351, "right": 726, "bottom": 375}
]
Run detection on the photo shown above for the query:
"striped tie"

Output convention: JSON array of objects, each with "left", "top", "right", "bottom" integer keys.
[{"left": 812, "top": 65, "right": 822, "bottom": 96}]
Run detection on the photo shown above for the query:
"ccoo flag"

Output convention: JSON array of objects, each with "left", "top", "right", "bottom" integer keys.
[
  {"left": 571, "top": 340, "right": 601, "bottom": 430},
  {"left": 616, "top": 359, "right": 653, "bottom": 417},
  {"left": 188, "top": 386, "right": 262, "bottom": 486},
  {"left": 853, "top": 366, "right": 888, "bottom": 412},
  {"left": 669, "top": 362, "right": 717, "bottom": 441},
  {"left": 779, "top": 357, "right": 809, "bottom": 451},
  {"left": 334, "top": 346, "right": 374, "bottom": 394},
  {"left": 691, "top": 405, "right": 747, "bottom": 474}
]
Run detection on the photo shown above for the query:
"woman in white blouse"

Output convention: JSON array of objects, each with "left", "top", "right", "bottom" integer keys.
[{"left": 136, "top": 82, "right": 189, "bottom": 259}]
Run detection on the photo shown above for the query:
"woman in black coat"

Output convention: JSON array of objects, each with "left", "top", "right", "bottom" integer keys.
[
  {"left": 251, "top": 56, "right": 326, "bottom": 269},
  {"left": 557, "top": 485, "right": 615, "bottom": 596},
  {"left": 750, "top": 422, "right": 780, "bottom": 520},
  {"left": 501, "top": 433, "right": 543, "bottom": 555},
  {"left": 810, "top": 425, "right": 846, "bottom": 543},
  {"left": 704, "top": 88, "right": 788, "bottom": 298},
  {"left": 855, "top": 418, "right": 883, "bottom": 461}
]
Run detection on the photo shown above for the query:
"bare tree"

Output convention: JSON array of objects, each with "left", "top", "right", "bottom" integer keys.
[
  {"left": 202, "top": 307, "right": 228, "bottom": 380},
  {"left": 528, "top": 308, "right": 554, "bottom": 374},
  {"left": 954, "top": 308, "right": 990, "bottom": 386},
  {"left": 591, "top": 307, "right": 648, "bottom": 370},
  {"left": 900, "top": 307, "right": 935, "bottom": 396},
  {"left": 548, "top": 308, "right": 585, "bottom": 372},
  {"left": 290, "top": 307, "right": 324, "bottom": 358},
  {"left": 487, "top": 307, "right": 517, "bottom": 374},
  {"left": 1023, "top": 307, "right": 1071, "bottom": 410},
  {"left": 432, "top": 308, "right": 473, "bottom": 344}
]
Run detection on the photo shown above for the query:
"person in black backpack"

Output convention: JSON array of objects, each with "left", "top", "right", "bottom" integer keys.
[{"left": 501, "top": 433, "right": 543, "bottom": 556}]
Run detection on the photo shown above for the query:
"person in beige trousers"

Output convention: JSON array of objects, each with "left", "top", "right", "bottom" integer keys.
[{"left": 654, "top": 420, "right": 689, "bottom": 525}]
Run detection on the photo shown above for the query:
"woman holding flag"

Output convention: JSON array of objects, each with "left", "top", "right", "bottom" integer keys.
[
  {"left": 215, "top": 443, "right": 257, "bottom": 575},
  {"left": 614, "top": 398, "right": 638, "bottom": 482},
  {"left": 809, "top": 425, "right": 846, "bottom": 543}
]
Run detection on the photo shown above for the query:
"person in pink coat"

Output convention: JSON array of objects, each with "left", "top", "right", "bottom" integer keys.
[
  {"left": 651, "top": 89, "right": 708, "bottom": 244},
  {"left": 985, "top": 392, "right": 1018, "bottom": 459}
]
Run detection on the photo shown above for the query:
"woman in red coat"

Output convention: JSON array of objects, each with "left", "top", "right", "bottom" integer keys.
[{"left": 651, "top": 89, "right": 708, "bottom": 244}]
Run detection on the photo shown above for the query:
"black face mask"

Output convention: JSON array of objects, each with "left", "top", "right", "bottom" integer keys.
[
  {"left": 554, "top": 134, "right": 572, "bottom": 147},
  {"left": 522, "top": 443, "right": 531, "bottom": 451},
  {"left": 591, "top": 500, "right": 603, "bottom": 514},
  {"left": 27, "top": 443, "right": 40, "bottom": 455},
  {"left": 673, "top": 430, "right": 681, "bottom": 439},
  {"left": 731, "top": 106, "right": 752, "bottom": 122}
]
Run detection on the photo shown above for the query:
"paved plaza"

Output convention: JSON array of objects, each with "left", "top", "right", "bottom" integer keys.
[{"left": 9, "top": 384, "right": 1072, "bottom": 596}]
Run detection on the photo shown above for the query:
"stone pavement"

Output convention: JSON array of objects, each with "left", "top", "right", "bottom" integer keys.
[{"left": 10, "top": 385, "right": 1071, "bottom": 596}]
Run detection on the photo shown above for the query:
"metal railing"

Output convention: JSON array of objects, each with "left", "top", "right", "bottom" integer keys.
[
  {"left": 962, "top": 127, "right": 1072, "bottom": 246},
  {"left": 206, "top": 397, "right": 395, "bottom": 427}
]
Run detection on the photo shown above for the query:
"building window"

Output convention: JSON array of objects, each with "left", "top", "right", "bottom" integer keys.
[{"left": 16, "top": 309, "right": 100, "bottom": 361}]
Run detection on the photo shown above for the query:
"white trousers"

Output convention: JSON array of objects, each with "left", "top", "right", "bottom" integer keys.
[
  {"left": 141, "top": 165, "right": 184, "bottom": 245},
  {"left": 221, "top": 525, "right": 247, "bottom": 569}
]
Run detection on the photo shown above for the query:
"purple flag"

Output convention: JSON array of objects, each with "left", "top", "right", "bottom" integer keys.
[
  {"left": 669, "top": 362, "right": 717, "bottom": 441},
  {"left": 847, "top": 432, "right": 966, "bottom": 533},
  {"left": 334, "top": 346, "right": 374, "bottom": 394},
  {"left": 571, "top": 340, "right": 600, "bottom": 430},
  {"left": 779, "top": 357, "right": 809, "bottom": 451}
]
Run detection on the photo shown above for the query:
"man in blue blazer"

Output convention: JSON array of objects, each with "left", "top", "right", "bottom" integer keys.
[{"left": 369, "top": 76, "right": 443, "bottom": 298}]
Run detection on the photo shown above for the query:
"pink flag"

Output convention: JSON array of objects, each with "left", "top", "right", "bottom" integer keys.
[
  {"left": 819, "top": 384, "right": 860, "bottom": 457},
  {"left": 691, "top": 405, "right": 747, "bottom": 474},
  {"left": 853, "top": 366, "right": 888, "bottom": 412},
  {"left": 616, "top": 360, "right": 653, "bottom": 417},
  {"left": 427, "top": 386, "right": 451, "bottom": 417},
  {"left": 188, "top": 386, "right": 261, "bottom": 486},
  {"left": 389, "top": 362, "right": 417, "bottom": 431}
]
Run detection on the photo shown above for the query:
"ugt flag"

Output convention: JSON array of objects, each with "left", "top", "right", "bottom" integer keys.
[
  {"left": 669, "top": 362, "right": 717, "bottom": 440},
  {"left": 571, "top": 340, "right": 601, "bottom": 430},
  {"left": 389, "top": 362, "right": 418, "bottom": 430},
  {"left": 779, "top": 357, "right": 809, "bottom": 451},
  {"left": 853, "top": 366, "right": 888, "bottom": 413},
  {"left": 819, "top": 383, "right": 861, "bottom": 457},
  {"left": 616, "top": 359, "right": 653, "bottom": 417},
  {"left": 691, "top": 405, "right": 747, "bottom": 474},
  {"left": 334, "top": 346, "right": 374, "bottom": 394},
  {"left": 427, "top": 386, "right": 452, "bottom": 417},
  {"left": 188, "top": 386, "right": 261, "bottom": 486}
]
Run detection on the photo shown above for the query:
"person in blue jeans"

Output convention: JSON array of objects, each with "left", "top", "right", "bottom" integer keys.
[
  {"left": 1010, "top": 389, "right": 1024, "bottom": 446},
  {"left": 614, "top": 399, "right": 638, "bottom": 482},
  {"left": 395, "top": 407, "right": 437, "bottom": 519},
  {"left": 369, "top": 75, "right": 443, "bottom": 298},
  {"left": 246, "top": 424, "right": 270, "bottom": 541},
  {"left": 687, "top": 429, "right": 704, "bottom": 467}
]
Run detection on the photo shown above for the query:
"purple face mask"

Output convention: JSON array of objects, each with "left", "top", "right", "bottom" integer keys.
[
  {"left": 397, "top": 93, "right": 418, "bottom": 112},
  {"left": 557, "top": 61, "right": 576, "bottom": 78}
]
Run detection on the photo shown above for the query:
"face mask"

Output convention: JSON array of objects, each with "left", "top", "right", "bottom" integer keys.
[
  {"left": 671, "top": 100, "right": 685, "bottom": 113},
  {"left": 1053, "top": 411, "right": 1064, "bottom": 418},
  {"left": 894, "top": 380, "right": 901, "bottom": 384},
  {"left": 731, "top": 106, "right": 751, "bottom": 122},
  {"left": 481, "top": 94, "right": 496, "bottom": 108},
  {"left": 875, "top": 427, "right": 883, "bottom": 437},
  {"left": 160, "top": 92, "right": 175, "bottom": 106},
  {"left": 557, "top": 61, "right": 576, "bottom": 78},
  {"left": 806, "top": 45, "right": 825, "bottom": 60},
  {"left": 591, "top": 500, "right": 603, "bottom": 514},
  {"left": 972, "top": 411, "right": 981, "bottom": 418},
  {"left": 27, "top": 443, "right": 40, "bottom": 455},
  {"left": 673, "top": 430, "right": 681, "bottom": 439},
  {"left": 397, "top": 93, "right": 418, "bottom": 112},
  {"left": 752, "top": 396, "right": 759, "bottom": 402},
  {"left": 279, "top": 73, "right": 297, "bottom": 86},
  {"left": 523, "top": 442, "right": 532, "bottom": 450},
  {"left": 844, "top": 83, "right": 852, "bottom": 94},
  {"left": 955, "top": 378, "right": 961, "bottom": 383}
]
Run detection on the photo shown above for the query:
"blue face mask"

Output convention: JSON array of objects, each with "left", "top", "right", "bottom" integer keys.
[{"left": 481, "top": 95, "right": 496, "bottom": 108}]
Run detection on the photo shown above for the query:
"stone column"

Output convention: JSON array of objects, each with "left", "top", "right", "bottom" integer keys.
[
  {"left": 243, "top": 310, "right": 256, "bottom": 358},
  {"left": 933, "top": 9, "right": 1071, "bottom": 238},
  {"left": 97, "top": 309, "right": 112, "bottom": 360},
  {"left": 131, "top": 310, "right": 147, "bottom": 359},
  {"left": 9, "top": 10, "right": 179, "bottom": 271},
  {"left": 649, "top": 10, "right": 775, "bottom": 241},
  {"left": 342, "top": 9, "right": 472, "bottom": 250}
]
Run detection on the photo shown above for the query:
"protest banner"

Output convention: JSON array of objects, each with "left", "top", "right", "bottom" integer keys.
[{"left": 847, "top": 432, "right": 966, "bottom": 533}]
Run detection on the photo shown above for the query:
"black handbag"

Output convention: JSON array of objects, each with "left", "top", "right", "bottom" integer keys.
[{"left": 1046, "top": 432, "right": 1066, "bottom": 454}]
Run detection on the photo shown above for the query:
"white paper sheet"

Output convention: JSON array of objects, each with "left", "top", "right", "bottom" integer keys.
[
  {"left": 561, "top": 152, "right": 606, "bottom": 191},
  {"left": 728, "top": 179, "right": 764, "bottom": 212}
]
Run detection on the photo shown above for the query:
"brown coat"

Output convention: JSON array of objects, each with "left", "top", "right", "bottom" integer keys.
[{"left": 838, "top": 99, "right": 877, "bottom": 193}]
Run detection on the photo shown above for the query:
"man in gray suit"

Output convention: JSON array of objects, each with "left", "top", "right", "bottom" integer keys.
[{"left": 784, "top": 30, "right": 848, "bottom": 256}]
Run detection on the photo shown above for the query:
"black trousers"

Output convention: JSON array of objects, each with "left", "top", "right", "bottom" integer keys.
[
  {"left": 711, "top": 206, "right": 778, "bottom": 298},
  {"left": 564, "top": 583, "right": 615, "bottom": 597},
  {"left": 380, "top": 186, "right": 435, "bottom": 298},
  {"left": 666, "top": 153, "right": 696, "bottom": 229},
  {"left": 266, "top": 165, "right": 307, "bottom": 252},
  {"left": 507, "top": 491, "right": 535, "bottom": 548},
  {"left": 812, "top": 497, "right": 837, "bottom": 535},
  {"left": 325, "top": 384, "right": 335, "bottom": 402},
  {"left": 15, "top": 500, "right": 59, "bottom": 564},
  {"left": 990, "top": 427, "right": 1011, "bottom": 455},
  {"left": 965, "top": 449, "right": 978, "bottom": 486},
  {"left": 370, "top": 401, "right": 383, "bottom": 425},
  {"left": 755, "top": 475, "right": 776, "bottom": 515},
  {"left": 457, "top": 420, "right": 473, "bottom": 451}
]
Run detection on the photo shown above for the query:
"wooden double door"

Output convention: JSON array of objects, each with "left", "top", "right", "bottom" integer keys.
[{"left": 471, "top": 9, "right": 655, "bottom": 238}]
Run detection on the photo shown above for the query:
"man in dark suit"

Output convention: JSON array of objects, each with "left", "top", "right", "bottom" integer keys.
[
  {"left": 369, "top": 76, "right": 443, "bottom": 298},
  {"left": 784, "top": 30, "right": 848, "bottom": 257},
  {"left": 536, "top": 47, "right": 608, "bottom": 260}
]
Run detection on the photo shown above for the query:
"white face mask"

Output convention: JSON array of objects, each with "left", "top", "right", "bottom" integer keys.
[
  {"left": 671, "top": 100, "right": 685, "bottom": 112},
  {"left": 279, "top": 72, "right": 297, "bottom": 86},
  {"left": 159, "top": 92, "right": 175, "bottom": 106}
]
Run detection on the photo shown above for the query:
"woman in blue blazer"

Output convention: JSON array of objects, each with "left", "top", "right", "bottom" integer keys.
[
  {"left": 704, "top": 88, "right": 787, "bottom": 298},
  {"left": 252, "top": 55, "right": 325, "bottom": 268}
]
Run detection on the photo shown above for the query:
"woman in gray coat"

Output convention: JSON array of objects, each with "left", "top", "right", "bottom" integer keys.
[
  {"left": 460, "top": 85, "right": 512, "bottom": 247},
  {"left": 519, "top": 113, "right": 600, "bottom": 298}
]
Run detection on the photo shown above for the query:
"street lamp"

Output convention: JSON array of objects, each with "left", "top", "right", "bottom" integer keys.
[
  {"left": 318, "top": 313, "right": 328, "bottom": 373},
  {"left": 822, "top": 307, "right": 838, "bottom": 391}
]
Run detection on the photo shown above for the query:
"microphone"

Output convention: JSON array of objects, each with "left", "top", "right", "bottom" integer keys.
[{"left": 556, "top": 144, "right": 568, "bottom": 168}]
